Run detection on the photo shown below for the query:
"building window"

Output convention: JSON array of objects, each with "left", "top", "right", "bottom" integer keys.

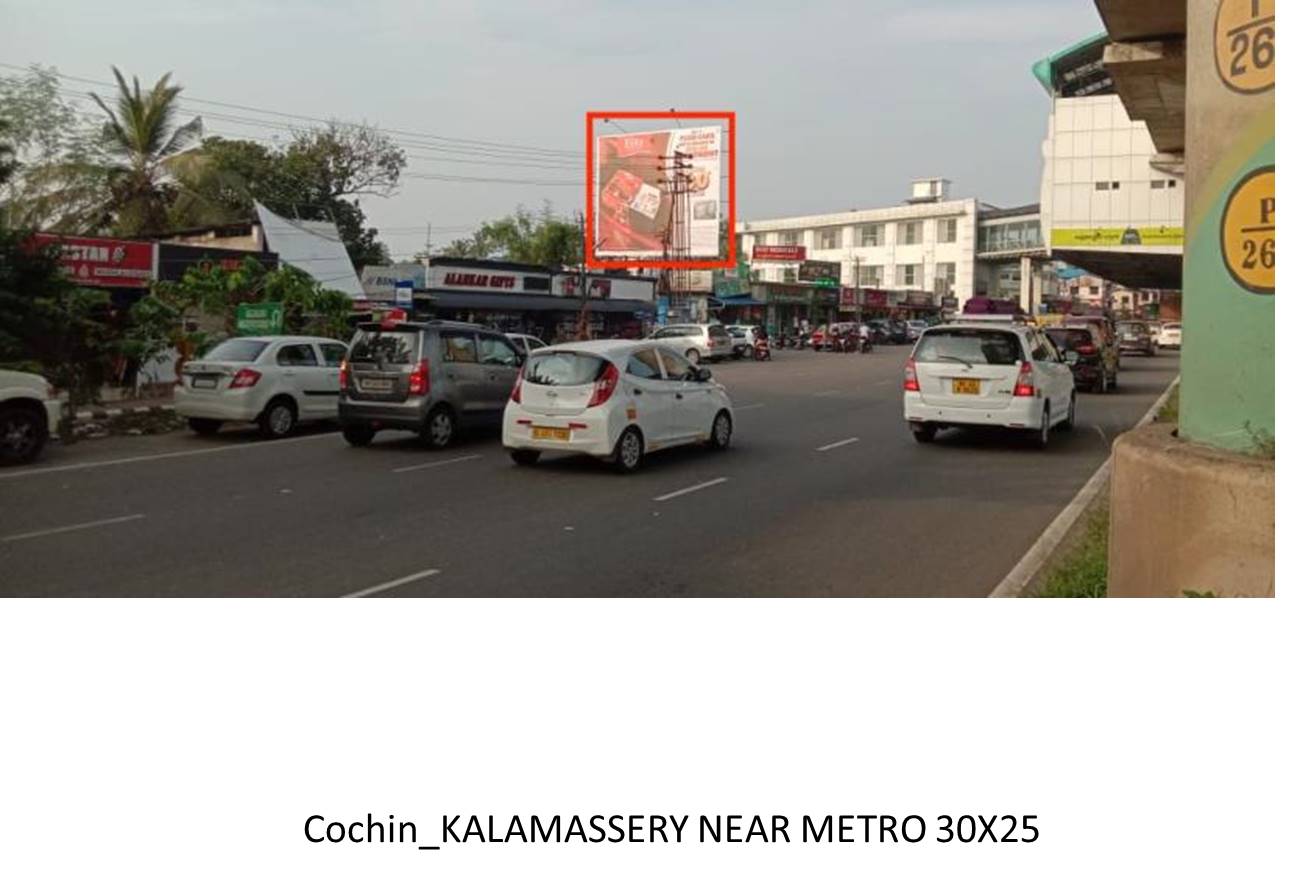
[
  {"left": 937, "top": 218, "right": 957, "bottom": 243},
  {"left": 898, "top": 264, "right": 918, "bottom": 287},
  {"left": 780, "top": 231, "right": 800, "bottom": 246},
  {"left": 859, "top": 224, "right": 884, "bottom": 247},
  {"left": 857, "top": 264, "right": 883, "bottom": 287},
  {"left": 899, "top": 221, "right": 922, "bottom": 245},
  {"left": 1151, "top": 180, "right": 1166, "bottom": 190},
  {"left": 1095, "top": 181, "right": 1111, "bottom": 191},
  {"left": 782, "top": 267, "right": 797, "bottom": 283},
  {"left": 817, "top": 227, "right": 842, "bottom": 250},
  {"left": 934, "top": 262, "right": 956, "bottom": 294}
]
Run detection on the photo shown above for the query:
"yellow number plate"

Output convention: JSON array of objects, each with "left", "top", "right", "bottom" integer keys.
[
  {"left": 952, "top": 378, "right": 981, "bottom": 395},
  {"left": 531, "top": 426, "right": 570, "bottom": 440}
]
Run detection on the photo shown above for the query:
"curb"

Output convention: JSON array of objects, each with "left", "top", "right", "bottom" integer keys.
[
  {"left": 74, "top": 405, "right": 176, "bottom": 421},
  {"left": 989, "top": 375, "right": 1181, "bottom": 598}
]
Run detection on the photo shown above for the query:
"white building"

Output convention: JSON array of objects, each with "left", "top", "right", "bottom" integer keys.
[
  {"left": 735, "top": 178, "right": 977, "bottom": 309},
  {"left": 1034, "top": 34, "right": 1184, "bottom": 290}
]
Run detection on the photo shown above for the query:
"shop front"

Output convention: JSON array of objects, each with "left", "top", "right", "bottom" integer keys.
[
  {"left": 413, "top": 290, "right": 651, "bottom": 342},
  {"left": 896, "top": 291, "right": 941, "bottom": 320},
  {"left": 715, "top": 293, "right": 768, "bottom": 327},
  {"left": 758, "top": 283, "right": 812, "bottom": 337}
]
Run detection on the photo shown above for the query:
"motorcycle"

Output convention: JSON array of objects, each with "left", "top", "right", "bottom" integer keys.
[{"left": 752, "top": 337, "right": 772, "bottom": 361}]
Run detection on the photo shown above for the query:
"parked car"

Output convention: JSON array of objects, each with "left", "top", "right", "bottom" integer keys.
[
  {"left": 1117, "top": 320, "right": 1156, "bottom": 357},
  {"left": 0, "top": 368, "right": 61, "bottom": 466},
  {"left": 906, "top": 319, "right": 928, "bottom": 342},
  {"left": 338, "top": 319, "right": 522, "bottom": 449},
  {"left": 505, "top": 333, "right": 548, "bottom": 356},
  {"left": 503, "top": 340, "right": 734, "bottom": 473},
  {"left": 1045, "top": 326, "right": 1117, "bottom": 393},
  {"left": 175, "top": 335, "right": 348, "bottom": 438},
  {"left": 1147, "top": 321, "right": 1164, "bottom": 344},
  {"left": 725, "top": 324, "right": 760, "bottom": 359},
  {"left": 867, "top": 319, "right": 910, "bottom": 345},
  {"left": 649, "top": 323, "right": 733, "bottom": 364},
  {"left": 1158, "top": 322, "right": 1182, "bottom": 349},
  {"left": 904, "top": 322, "right": 1076, "bottom": 449}
]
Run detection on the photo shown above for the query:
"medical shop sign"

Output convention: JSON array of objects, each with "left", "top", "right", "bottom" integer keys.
[{"left": 31, "top": 233, "right": 154, "bottom": 288}]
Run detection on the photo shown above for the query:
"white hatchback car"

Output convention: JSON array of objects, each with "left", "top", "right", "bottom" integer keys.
[
  {"left": 903, "top": 321, "right": 1076, "bottom": 449},
  {"left": 502, "top": 340, "right": 734, "bottom": 472},
  {"left": 1157, "top": 322, "right": 1182, "bottom": 349},
  {"left": 175, "top": 335, "right": 349, "bottom": 438}
]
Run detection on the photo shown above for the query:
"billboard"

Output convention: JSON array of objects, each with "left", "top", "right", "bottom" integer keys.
[
  {"left": 157, "top": 243, "right": 278, "bottom": 283},
  {"left": 797, "top": 260, "right": 841, "bottom": 283},
  {"left": 30, "top": 233, "right": 154, "bottom": 288},
  {"left": 595, "top": 126, "right": 721, "bottom": 260},
  {"left": 752, "top": 245, "right": 806, "bottom": 261}
]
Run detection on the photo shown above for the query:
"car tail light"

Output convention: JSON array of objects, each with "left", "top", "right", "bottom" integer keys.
[
  {"left": 408, "top": 358, "right": 430, "bottom": 396},
  {"left": 903, "top": 359, "right": 920, "bottom": 392},
  {"left": 587, "top": 361, "right": 620, "bottom": 407},
  {"left": 230, "top": 368, "right": 261, "bottom": 389},
  {"left": 510, "top": 367, "right": 524, "bottom": 403},
  {"left": 1075, "top": 344, "right": 1097, "bottom": 356},
  {"left": 1014, "top": 361, "right": 1036, "bottom": 397},
  {"left": 339, "top": 360, "right": 349, "bottom": 390}
]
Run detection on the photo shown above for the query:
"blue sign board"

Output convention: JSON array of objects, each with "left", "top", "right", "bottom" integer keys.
[
  {"left": 656, "top": 296, "right": 670, "bottom": 325},
  {"left": 394, "top": 280, "right": 414, "bottom": 309}
]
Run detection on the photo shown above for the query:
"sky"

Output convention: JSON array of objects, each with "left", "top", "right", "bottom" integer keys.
[{"left": 0, "top": 0, "right": 1105, "bottom": 261}]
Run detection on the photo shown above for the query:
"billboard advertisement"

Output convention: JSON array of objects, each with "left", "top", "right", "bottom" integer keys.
[
  {"left": 31, "top": 233, "right": 154, "bottom": 288},
  {"left": 594, "top": 126, "right": 722, "bottom": 260},
  {"left": 797, "top": 260, "right": 841, "bottom": 283},
  {"left": 157, "top": 243, "right": 278, "bottom": 283},
  {"left": 752, "top": 245, "right": 806, "bottom": 261}
]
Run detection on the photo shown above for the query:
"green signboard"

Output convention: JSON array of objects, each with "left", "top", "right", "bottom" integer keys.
[{"left": 236, "top": 302, "right": 284, "bottom": 336}]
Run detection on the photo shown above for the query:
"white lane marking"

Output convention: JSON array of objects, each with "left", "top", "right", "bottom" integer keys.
[
  {"left": 815, "top": 389, "right": 840, "bottom": 397},
  {"left": 1094, "top": 425, "right": 1110, "bottom": 446},
  {"left": 816, "top": 437, "right": 860, "bottom": 452},
  {"left": 990, "top": 375, "right": 1180, "bottom": 598},
  {"left": 2, "top": 513, "right": 145, "bottom": 543},
  {"left": 735, "top": 403, "right": 766, "bottom": 411},
  {"left": 341, "top": 568, "right": 440, "bottom": 598},
  {"left": 0, "top": 432, "right": 339, "bottom": 481},
  {"left": 653, "top": 477, "right": 728, "bottom": 503},
  {"left": 391, "top": 453, "right": 482, "bottom": 474}
]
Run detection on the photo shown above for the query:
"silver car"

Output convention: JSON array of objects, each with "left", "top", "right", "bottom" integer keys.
[
  {"left": 649, "top": 323, "right": 734, "bottom": 365},
  {"left": 338, "top": 319, "right": 523, "bottom": 449}
]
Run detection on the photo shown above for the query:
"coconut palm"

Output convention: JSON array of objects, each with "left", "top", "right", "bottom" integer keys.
[{"left": 89, "top": 67, "right": 203, "bottom": 236}]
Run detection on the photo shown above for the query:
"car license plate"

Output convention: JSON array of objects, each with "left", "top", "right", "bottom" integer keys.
[
  {"left": 360, "top": 378, "right": 391, "bottom": 391},
  {"left": 952, "top": 378, "right": 981, "bottom": 395},
  {"left": 192, "top": 376, "right": 217, "bottom": 389},
  {"left": 531, "top": 426, "right": 570, "bottom": 441}
]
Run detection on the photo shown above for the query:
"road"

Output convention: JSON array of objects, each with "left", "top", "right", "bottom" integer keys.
[{"left": 0, "top": 348, "right": 1179, "bottom": 597}]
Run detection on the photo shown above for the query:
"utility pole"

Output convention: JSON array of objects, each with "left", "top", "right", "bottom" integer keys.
[
  {"left": 576, "top": 211, "right": 591, "bottom": 340},
  {"left": 425, "top": 222, "right": 432, "bottom": 260}
]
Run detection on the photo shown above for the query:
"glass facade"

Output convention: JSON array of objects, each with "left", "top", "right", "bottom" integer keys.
[{"left": 979, "top": 219, "right": 1043, "bottom": 254}]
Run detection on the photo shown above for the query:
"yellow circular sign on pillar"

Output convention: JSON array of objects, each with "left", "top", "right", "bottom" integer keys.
[
  {"left": 1215, "top": 0, "right": 1275, "bottom": 94},
  {"left": 1221, "top": 166, "right": 1275, "bottom": 294}
]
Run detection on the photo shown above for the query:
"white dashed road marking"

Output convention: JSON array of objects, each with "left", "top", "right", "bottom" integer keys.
[
  {"left": 341, "top": 568, "right": 440, "bottom": 598},
  {"left": 816, "top": 437, "right": 860, "bottom": 452},
  {"left": 392, "top": 454, "right": 482, "bottom": 474},
  {"left": 2, "top": 513, "right": 145, "bottom": 543},
  {"left": 653, "top": 477, "right": 728, "bottom": 503}
]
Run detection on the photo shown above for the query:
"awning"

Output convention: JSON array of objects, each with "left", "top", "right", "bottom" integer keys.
[
  {"left": 414, "top": 290, "right": 649, "bottom": 313},
  {"left": 717, "top": 294, "right": 768, "bottom": 307}
]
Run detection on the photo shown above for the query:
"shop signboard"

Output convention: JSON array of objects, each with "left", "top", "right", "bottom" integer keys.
[
  {"left": 838, "top": 288, "right": 859, "bottom": 311},
  {"left": 903, "top": 292, "right": 934, "bottom": 308},
  {"left": 31, "top": 233, "right": 154, "bottom": 288},
  {"left": 767, "top": 287, "right": 810, "bottom": 305},
  {"left": 863, "top": 290, "right": 887, "bottom": 308},
  {"left": 394, "top": 281, "right": 414, "bottom": 309},
  {"left": 595, "top": 126, "right": 722, "bottom": 259},
  {"left": 1050, "top": 226, "right": 1184, "bottom": 247},
  {"left": 236, "top": 302, "right": 284, "bottom": 336},
  {"left": 157, "top": 243, "right": 278, "bottom": 283},
  {"left": 752, "top": 244, "right": 806, "bottom": 262},
  {"left": 361, "top": 262, "right": 425, "bottom": 300},
  {"left": 941, "top": 296, "right": 959, "bottom": 310},
  {"left": 797, "top": 260, "right": 841, "bottom": 284}
]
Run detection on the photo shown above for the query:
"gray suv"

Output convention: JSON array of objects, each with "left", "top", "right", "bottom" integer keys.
[{"left": 339, "top": 320, "right": 523, "bottom": 448}]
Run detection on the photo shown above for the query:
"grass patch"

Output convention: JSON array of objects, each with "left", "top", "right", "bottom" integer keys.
[
  {"left": 1156, "top": 383, "right": 1180, "bottom": 424},
  {"left": 1035, "top": 498, "right": 1109, "bottom": 598}
]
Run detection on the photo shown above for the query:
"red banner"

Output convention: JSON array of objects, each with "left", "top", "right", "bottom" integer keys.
[
  {"left": 752, "top": 244, "right": 806, "bottom": 262},
  {"left": 31, "top": 233, "right": 154, "bottom": 288},
  {"left": 863, "top": 290, "right": 887, "bottom": 308}
]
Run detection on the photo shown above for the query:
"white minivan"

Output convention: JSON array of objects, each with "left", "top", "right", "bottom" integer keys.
[
  {"left": 903, "top": 320, "right": 1076, "bottom": 448},
  {"left": 502, "top": 340, "right": 734, "bottom": 472}
]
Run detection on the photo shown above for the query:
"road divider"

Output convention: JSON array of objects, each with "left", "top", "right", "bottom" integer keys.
[
  {"left": 816, "top": 437, "right": 860, "bottom": 452},
  {"left": 653, "top": 477, "right": 728, "bottom": 503},
  {"left": 392, "top": 454, "right": 483, "bottom": 474},
  {"left": 341, "top": 568, "right": 440, "bottom": 598},
  {"left": 2, "top": 513, "right": 145, "bottom": 543}
]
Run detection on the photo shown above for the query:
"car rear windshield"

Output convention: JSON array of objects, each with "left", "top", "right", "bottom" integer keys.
[
  {"left": 915, "top": 329, "right": 1025, "bottom": 365},
  {"left": 1045, "top": 329, "right": 1095, "bottom": 351},
  {"left": 524, "top": 352, "right": 608, "bottom": 386},
  {"left": 349, "top": 330, "right": 420, "bottom": 365},
  {"left": 709, "top": 326, "right": 731, "bottom": 341},
  {"left": 201, "top": 339, "right": 269, "bottom": 362}
]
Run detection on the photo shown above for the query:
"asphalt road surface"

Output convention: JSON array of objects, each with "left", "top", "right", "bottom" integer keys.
[{"left": 0, "top": 348, "right": 1179, "bottom": 597}]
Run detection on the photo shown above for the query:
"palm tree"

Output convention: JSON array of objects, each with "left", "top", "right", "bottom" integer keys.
[{"left": 89, "top": 67, "right": 203, "bottom": 236}]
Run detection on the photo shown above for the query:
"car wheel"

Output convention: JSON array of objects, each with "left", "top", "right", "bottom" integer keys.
[
  {"left": 257, "top": 397, "right": 297, "bottom": 439},
  {"left": 188, "top": 417, "right": 222, "bottom": 435},
  {"left": 1057, "top": 393, "right": 1076, "bottom": 432},
  {"left": 708, "top": 410, "right": 732, "bottom": 450},
  {"left": 418, "top": 405, "right": 455, "bottom": 449},
  {"left": 612, "top": 426, "right": 644, "bottom": 473},
  {"left": 1031, "top": 406, "right": 1051, "bottom": 449},
  {"left": 910, "top": 423, "right": 937, "bottom": 444},
  {"left": 684, "top": 348, "right": 701, "bottom": 366},
  {"left": 342, "top": 425, "right": 375, "bottom": 447},
  {"left": 0, "top": 405, "right": 47, "bottom": 466},
  {"left": 510, "top": 448, "right": 541, "bottom": 466}
]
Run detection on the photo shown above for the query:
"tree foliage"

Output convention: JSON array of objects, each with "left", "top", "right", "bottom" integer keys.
[{"left": 442, "top": 204, "right": 581, "bottom": 267}]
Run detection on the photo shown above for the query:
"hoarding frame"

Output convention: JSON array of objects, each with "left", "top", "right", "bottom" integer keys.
[{"left": 585, "top": 110, "right": 736, "bottom": 271}]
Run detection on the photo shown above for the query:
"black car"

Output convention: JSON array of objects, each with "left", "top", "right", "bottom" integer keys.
[
  {"left": 1117, "top": 321, "right": 1156, "bottom": 357},
  {"left": 866, "top": 319, "right": 910, "bottom": 345},
  {"left": 1045, "top": 326, "right": 1118, "bottom": 393}
]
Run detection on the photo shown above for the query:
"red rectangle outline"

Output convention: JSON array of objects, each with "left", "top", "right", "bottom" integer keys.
[{"left": 585, "top": 110, "right": 735, "bottom": 271}]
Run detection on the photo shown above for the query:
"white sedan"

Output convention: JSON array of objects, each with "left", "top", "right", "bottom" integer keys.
[
  {"left": 1157, "top": 322, "right": 1182, "bottom": 349},
  {"left": 175, "top": 335, "right": 349, "bottom": 438},
  {"left": 904, "top": 320, "right": 1076, "bottom": 449},
  {"left": 502, "top": 340, "right": 734, "bottom": 472}
]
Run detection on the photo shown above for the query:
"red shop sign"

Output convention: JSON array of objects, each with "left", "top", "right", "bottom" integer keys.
[
  {"left": 31, "top": 233, "right": 154, "bottom": 288},
  {"left": 752, "top": 244, "right": 806, "bottom": 262},
  {"left": 863, "top": 290, "right": 887, "bottom": 308}
]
